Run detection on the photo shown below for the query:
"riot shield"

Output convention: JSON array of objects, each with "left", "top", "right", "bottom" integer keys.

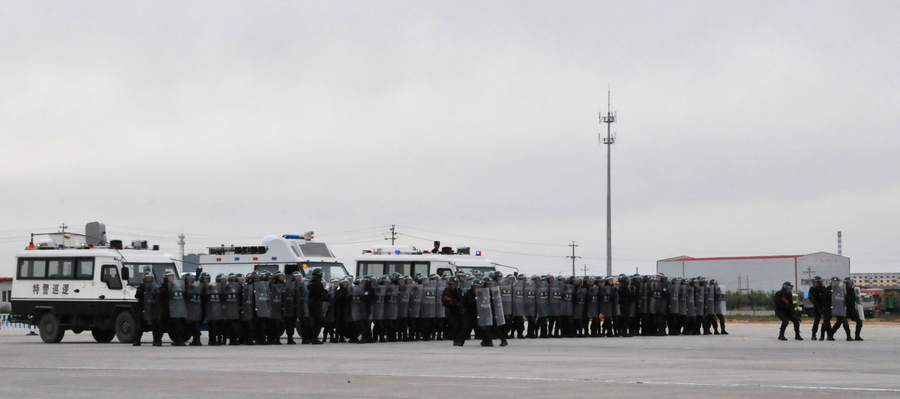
[
  {"left": 253, "top": 281, "right": 272, "bottom": 319},
  {"left": 397, "top": 284, "right": 410, "bottom": 319},
  {"left": 831, "top": 285, "right": 847, "bottom": 317},
  {"left": 270, "top": 282, "right": 285, "bottom": 318},
  {"left": 524, "top": 281, "right": 537, "bottom": 318},
  {"left": 490, "top": 285, "right": 505, "bottom": 325},
  {"left": 685, "top": 286, "right": 696, "bottom": 317},
  {"left": 705, "top": 284, "right": 715, "bottom": 315},
  {"left": 223, "top": 282, "right": 241, "bottom": 321},
  {"left": 599, "top": 285, "right": 612, "bottom": 319},
  {"left": 168, "top": 280, "right": 187, "bottom": 319},
  {"left": 573, "top": 286, "right": 587, "bottom": 320},
  {"left": 548, "top": 280, "right": 562, "bottom": 318},
  {"left": 350, "top": 284, "right": 365, "bottom": 322},
  {"left": 587, "top": 284, "right": 600, "bottom": 320},
  {"left": 186, "top": 281, "right": 204, "bottom": 322},
  {"left": 373, "top": 284, "right": 387, "bottom": 321},
  {"left": 476, "top": 286, "right": 494, "bottom": 327},
  {"left": 714, "top": 285, "right": 726, "bottom": 315},
  {"left": 512, "top": 279, "right": 526, "bottom": 317},
  {"left": 407, "top": 283, "right": 422, "bottom": 319},
  {"left": 385, "top": 284, "right": 399, "bottom": 320},
  {"left": 421, "top": 281, "right": 436, "bottom": 319},
  {"left": 204, "top": 283, "right": 222, "bottom": 321},
  {"left": 560, "top": 283, "right": 575, "bottom": 317},
  {"left": 241, "top": 283, "right": 255, "bottom": 321},
  {"left": 142, "top": 282, "right": 161, "bottom": 322},
  {"left": 693, "top": 286, "right": 705, "bottom": 317},
  {"left": 435, "top": 279, "right": 447, "bottom": 319},
  {"left": 296, "top": 281, "right": 310, "bottom": 318},
  {"left": 536, "top": 281, "right": 550, "bottom": 319},
  {"left": 668, "top": 284, "right": 680, "bottom": 315}
]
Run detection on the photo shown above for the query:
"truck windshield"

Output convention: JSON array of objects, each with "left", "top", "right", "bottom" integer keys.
[
  {"left": 457, "top": 266, "right": 496, "bottom": 274},
  {"left": 303, "top": 262, "right": 348, "bottom": 280},
  {"left": 124, "top": 263, "right": 179, "bottom": 286}
]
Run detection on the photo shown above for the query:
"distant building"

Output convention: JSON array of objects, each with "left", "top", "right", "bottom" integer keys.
[
  {"left": 852, "top": 272, "right": 900, "bottom": 287},
  {"left": 657, "top": 252, "right": 850, "bottom": 293}
]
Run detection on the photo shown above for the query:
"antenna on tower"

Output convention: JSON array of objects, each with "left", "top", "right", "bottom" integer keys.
[{"left": 598, "top": 87, "right": 617, "bottom": 277}]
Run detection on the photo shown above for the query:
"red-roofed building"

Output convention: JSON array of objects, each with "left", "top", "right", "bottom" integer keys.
[{"left": 656, "top": 252, "right": 850, "bottom": 293}]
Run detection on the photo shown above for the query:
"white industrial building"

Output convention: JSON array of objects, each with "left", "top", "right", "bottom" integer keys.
[{"left": 657, "top": 252, "right": 850, "bottom": 293}]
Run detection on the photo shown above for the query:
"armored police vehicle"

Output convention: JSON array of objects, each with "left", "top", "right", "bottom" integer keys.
[
  {"left": 186, "top": 232, "right": 349, "bottom": 280},
  {"left": 355, "top": 245, "right": 500, "bottom": 277},
  {"left": 9, "top": 222, "right": 179, "bottom": 343}
]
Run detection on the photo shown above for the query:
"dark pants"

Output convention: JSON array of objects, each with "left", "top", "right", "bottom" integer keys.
[
  {"left": 776, "top": 310, "right": 800, "bottom": 337},
  {"left": 186, "top": 320, "right": 202, "bottom": 344},
  {"left": 136, "top": 319, "right": 165, "bottom": 345},
  {"left": 168, "top": 318, "right": 186, "bottom": 344}
]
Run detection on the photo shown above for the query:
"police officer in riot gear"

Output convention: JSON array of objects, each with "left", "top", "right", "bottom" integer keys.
[
  {"left": 183, "top": 273, "right": 203, "bottom": 346},
  {"left": 134, "top": 272, "right": 163, "bottom": 346},
  {"left": 831, "top": 277, "right": 863, "bottom": 341},
  {"left": 774, "top": 281, "right": 802, "bottom": 341},
  {"left": 442, "top": 276, "right": 466, "bottom": 346},
  {"left": 160, "top": 270, "right": 187, "bottom": 346},
  {"left": 808, "top": 276, "right": 825, "bottom": 340},
  {"left": 308, "top": 268, "right": 327, "bottom": 344},
  {"left": 202, "top": 273, "right": 223, "bottom": 346}
]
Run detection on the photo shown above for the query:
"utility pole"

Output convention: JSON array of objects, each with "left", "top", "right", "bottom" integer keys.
[
  {"left": 386, "top": 225, "right": 398, "bottom": 245},
  {"left": 59, "top": 223, "right": 68, "bottom": 233},
  {"left": 567, "top": 241, "right": 581, "bottom": 276},
  {"left": 599, "top": 89, "right": 617, "bottom": 277},
  {"left": 582, "top": 264, "right": 589, "bottom": 277}
]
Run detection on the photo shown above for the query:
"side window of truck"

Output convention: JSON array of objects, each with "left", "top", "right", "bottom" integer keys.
[{"left": 101, "top": 265, "right": 123, "bottom": 290}]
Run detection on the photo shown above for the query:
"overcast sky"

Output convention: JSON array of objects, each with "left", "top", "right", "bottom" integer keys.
[{"left": 2, "top": 1, "right": 898, "bottom": 281}]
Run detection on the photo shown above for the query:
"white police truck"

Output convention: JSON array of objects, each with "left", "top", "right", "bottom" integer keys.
[
  {"left": 355, "top": 245, "right": 500, "bottom": 277},
  {"left": 9, "top": 222, "right": 179, "bottom": 343},
  {"left": 184, "top": 232, "right": 349, "bottom": 280}
]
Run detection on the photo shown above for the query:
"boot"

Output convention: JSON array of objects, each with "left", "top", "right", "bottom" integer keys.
[
  {"left": 855, "top": 334, "right": 864, "bottom": 341},
  {"left": 287, "top": 338, "right": 297, "bottom": 345},
  {"left": 794, "top": 331, "right": 803, "bottom": 341},
  {"left": 190, "top": 340, "right": 203, "bottom": 346},
  {"left": 778, "top": 328, "right": 787, "bottom": 341},
  {"left": 133, "top": 341, "right": 141, "bottom": 347},
  {"left": 500, "top": 337, "right": 508, "bottom": 347}
]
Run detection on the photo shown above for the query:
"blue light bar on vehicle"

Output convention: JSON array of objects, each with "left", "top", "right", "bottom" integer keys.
[
  {"left": 283, "top": 234, "right": 301, "bottom": 239},
  {"left": 476, "top": 251, "right": 482, "bottom": 256}
]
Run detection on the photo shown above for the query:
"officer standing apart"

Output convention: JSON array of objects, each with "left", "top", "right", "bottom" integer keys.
[
  {"left": 442, "top": 276, "right": 466, "bottom": 346},
  {"left": 134, "top": 272, "right": 163, "bottom": 346},
  {"left": 307, "top": 268, "right": 327, "bottom": 344},
  {"left": 774, "top": 281, "right": 802, "bottom": 341}
]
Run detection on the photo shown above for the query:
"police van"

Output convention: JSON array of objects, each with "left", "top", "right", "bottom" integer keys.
[
  {"left": 9, "top": 222, "right": 179, "bottom": 344},
  {"left": 185, "top": 232, "right": 349, "bottom": 280},
  {"left": 355, "top": 245, "right": 500, "bottom": 277}
]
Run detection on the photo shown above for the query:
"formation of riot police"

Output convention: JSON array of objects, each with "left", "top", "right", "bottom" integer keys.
[
  {"left": 134, "top": 269, "right": 730, "bottom": 347},
  {"left": 776, "top": 276, "right": 864, "bottom": 342}
]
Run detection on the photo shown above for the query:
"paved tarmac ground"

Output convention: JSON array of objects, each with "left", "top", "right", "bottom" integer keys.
[{"left": 1, "top": 323, "right": 898, "bottom": 399}]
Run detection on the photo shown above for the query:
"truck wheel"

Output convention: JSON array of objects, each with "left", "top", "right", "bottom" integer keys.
[
  {"left": 91, "top": 328, "right": 116, "bottom": 343},
  {"left": 39, "top": 313, "right": 65, "bottom": 343},
  {"left": 115, "top": 312, "right": 140, "bottom": 344}
]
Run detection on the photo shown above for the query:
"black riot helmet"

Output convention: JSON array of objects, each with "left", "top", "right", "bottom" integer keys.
[
  {"left": 782, "top": 281, "right": 793, "bottom": 289},
  {"left": 311, "top": 268, "right": 324, "bottom": 279},
  {"left": 449, "top": 276, "right": 459, "bottom": 285}
]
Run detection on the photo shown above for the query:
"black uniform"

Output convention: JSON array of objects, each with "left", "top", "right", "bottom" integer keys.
[
  {"left": 442, "top": 285, "right": 466, "bottom": 346},
  {"left": 808, "top": 283, "right": 826, "bottom": 340},
  {"left": 774, "top": 289, "right": 801, "bottom": 340},
  {"left": 134, "top": 280, "right": 164, "bottom": 346},
  {"left": 308, "top": 275, "right": 328, "bottom": 344}
]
